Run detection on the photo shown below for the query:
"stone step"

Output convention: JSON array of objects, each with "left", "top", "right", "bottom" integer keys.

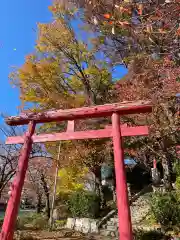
[
  {"left": 106, "top": 225, "right": 118, "bottom": 231},
  {"left": 100, "top": 229, "right": 111, "bottom": 237},
  {"left": 100, "top": 229, "right": 118, "bottom": 238},
  {"left": 106, "top": 220, "right": 118, "bottom": 226},
  {"left": 102, "top": 224, "right": 107, "bottom": 229},
  {"left": 109, "top": 218, "right": 118, "bottom": 224}
]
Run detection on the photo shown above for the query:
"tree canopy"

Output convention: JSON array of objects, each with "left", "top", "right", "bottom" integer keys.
[
  {"left": 9, "top": 0, "right": 180, "bottom": 192},
  {"left": 11, "top": 4, "right": 114, "bottom": 109}
]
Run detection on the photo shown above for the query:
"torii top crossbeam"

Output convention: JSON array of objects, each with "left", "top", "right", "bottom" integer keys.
[{"left": 5, "top": 100, "right": 152, "bottom": 126}]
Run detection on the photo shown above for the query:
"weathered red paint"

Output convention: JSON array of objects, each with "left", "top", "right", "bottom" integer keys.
[
  {"left": 0, "top": 121, "right": 36, "bottom": 240},
  {"left": 105, "top": 123, "right": 128, "bottom": 129},
  {"left": 112, "top": 113, "right": 133, "bottom": 240},
  {"left": 5, "top": 100, "right": 152, "bottom": 126},
  {"left": 153, "top": 159, "right": 157, "bottom": 168},
  {"left": 67, "top": 120, "right": 75, "bottom": 132},
  {"left": 6, "top": 126, "right": 149, "bottom": 145}
]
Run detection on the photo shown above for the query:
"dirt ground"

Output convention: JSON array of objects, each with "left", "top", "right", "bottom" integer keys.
[{"left": 14, "top": 230, "right": 113, "bottom": 240}]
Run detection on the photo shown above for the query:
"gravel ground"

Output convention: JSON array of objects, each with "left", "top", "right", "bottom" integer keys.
[{"left": 14, "top": 230, "right": 113, "bottom": 240}]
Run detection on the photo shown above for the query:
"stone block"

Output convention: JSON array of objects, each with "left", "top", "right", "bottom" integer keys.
[
  {"left": 90, "top": 220, "right": 99, "bottom": 233},
  {"left": 75, "top": 218, "right": 83, "bottom": 232},
  {"left": 66, "top": 218, "right": 75, "bottom": 229},
  {"left": 110, "top": 217, "right": 119, "bottom": 224},
  {"left": 81, "top": 218, "right": 91, "bottom": 234},
  {"left": 102, "top": 224, "right": 106, "bottom": 229},
  {"left": 100, "top": 230, "right": 111, "bottom": 237},
  {"left": 107, "top": 220, "right": 115, "bottom": 226},
  {"left": 111, "top": 231, "right": 116, "bottom": 237},
  {"left": 106, "top": 225, "right": 118, "bottom": 231}
]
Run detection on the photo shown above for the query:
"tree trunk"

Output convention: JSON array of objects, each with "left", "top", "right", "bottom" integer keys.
[
  {"left": 162, "top": 157, "right": 173, "bottom": 191},
  {"left": 40, "top": 173, "right": 51, "bottom": 218},
  {"left": 0, "top": 182, "right": 6, "bottom": 200},
  {"left": 112, "top": 170, "right": 116, "bottom": 202},
  {"left": 36, "top": 193, "right": 42, "bottom": 214},
  {"left": 49, "top": 162, "right": 59, "bottom": 229},
  {"left": 0, "top": 183, "right": 3, "bottom": 200},
  {"left": 93, "top": 166, "right": 106, "bottom": 209},
  {"left": 97, "top": 177, "right": 106, "bottom": 208},
  {"left": 112, "top": 184, "right": 116, "bottom": 202},
  {"left": 160, "top": 141, "right": 173, "bottom": 191},
  {"left": 45, "top": 194, "right": 51, "bottom": 219}
]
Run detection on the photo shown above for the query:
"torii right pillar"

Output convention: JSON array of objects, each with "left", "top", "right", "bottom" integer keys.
[{"left": 112, "top": 113, "right": 133, "bottom": 240}]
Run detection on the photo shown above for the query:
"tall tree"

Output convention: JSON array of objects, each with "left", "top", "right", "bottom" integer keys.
[
  {"left": 0, "top": 125, "right": 27, "bottom": 200},
  {"left": 10, "top": 3, "right": 115, "bottom": 206},
  {"left": 66, "top": 0, "right": 180, "bottom": 188},
  {"left": 116, "top": 56, "right": 180, "bottom": 189},
  {"left": 11, "top": 4, "right": 113, "bottom": 109},
  {"left": 0, "top": 124, "right": 47, "bottom": 200},
  {"left": 24, "top": 156, "right": 55, "bottom": 217},
  {"left": 66, "top": 0, "right": 180, "bottom": 66}
]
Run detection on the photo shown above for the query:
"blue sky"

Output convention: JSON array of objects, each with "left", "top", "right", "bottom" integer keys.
[
  {"left": 0, "top": 1, "right": 127, "bottom": 122},
  {"left": 0, "top": 0, "right": 52, "bottom": 119},
  {"left": 0, "top": 1, "right": 130, "bottom": 163}
]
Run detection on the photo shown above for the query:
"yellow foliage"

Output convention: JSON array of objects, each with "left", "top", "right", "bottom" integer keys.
[
  {"left": 10, "top": 1, "right": 112, "bottom": 110},
  {"left": 57, "top": 167, "right": 88, "bottom": 193},
  {"left": 9, "top": 1, "right": 113, "bottom": 175}
]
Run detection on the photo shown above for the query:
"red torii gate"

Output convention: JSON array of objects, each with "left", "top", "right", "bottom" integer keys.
[{"left": 0, "top": 100, "right": 152, "bottom": 240}]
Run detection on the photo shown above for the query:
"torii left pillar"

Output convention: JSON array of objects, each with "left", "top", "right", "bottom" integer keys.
[{"left": 0, "top": 122, "right": 35, "bottom": 240}]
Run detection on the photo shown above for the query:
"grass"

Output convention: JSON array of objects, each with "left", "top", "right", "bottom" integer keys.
[{"left": 0, "top": 209, "right": 35, "bottom": 220}]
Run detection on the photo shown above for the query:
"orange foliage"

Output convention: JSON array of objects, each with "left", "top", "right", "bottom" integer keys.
[{"left": 103, "top": 13, "right": 111, "bottom": 19}]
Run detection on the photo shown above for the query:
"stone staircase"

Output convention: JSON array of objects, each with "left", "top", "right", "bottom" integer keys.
[{"left": 100, "top": 196, "right": 150, "bottom": 237}]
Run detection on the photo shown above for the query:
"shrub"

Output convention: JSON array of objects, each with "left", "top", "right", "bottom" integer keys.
[
  {"left": 0, "top": 219, "right": 3, "bottom": 228},
  {"left": 150, "top": 192, "right": 180, "bottom": 228},
  {"left": 53, "top": 204, "right": 70, "bottom": 219},
  {"left": 54, "top": 219, "right": 67, "bottom": 230},
  {"left": 31, "top": 214, "right": 48, "bottom": 230},
  {"left": 133, "top": 229, "right": 169, "bottom": 240},
  {"left": 16, "top": 213, "right": 48, "bottom": 230},
  {"left": 55, "top": 191, "right": 71, "bottom": 205},
  {"left": 67, "top": 190, "right": 100, "bottom": 218},
  {"left": 175, "top": 165, "right": 180, "bottom": 190},
  {"left": 176, "top": 176, "right": 180, "bottom": 190},
  {"left": 16, "top": 214, "right": 32, "bottom": 230}
]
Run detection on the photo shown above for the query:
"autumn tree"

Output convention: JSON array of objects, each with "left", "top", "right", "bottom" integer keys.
[
  {"left": 116, "top": 56, "right": 180, "bottom": 189},
  {"left": 42, "top": 123, "right": 113, "bottom": 207},
  {"left": 66, "top": 0, "right": 180, "bottom": 188},
  {"left": 58, "top": 138, "right": 112, "bottom": 204},
  {"left": 0, "top": 146, "right": 17, "bottom": 199},
  {"left": 11, "top": 4, "right": 113, "bottom": 109},
  {"left": 0, "top": 124, "right": 26, "bottom": 200},
  {"left": 57, "top": 167, "right": 87, "bottom": 193},
  {"left": 66, "top": 0, "right": 180, "bottom": 65},
  {"left": 0, "top": 121, "right": 49, "bottom": 204},
  {"left": 10, "top": 0, "right": 179, "bottom": 198},
  {"left": 10, "top": 3, "right": 116, "bottom": 206},
  {"left": 23, "top": 156, "right": 55, "bottom": 217}
]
